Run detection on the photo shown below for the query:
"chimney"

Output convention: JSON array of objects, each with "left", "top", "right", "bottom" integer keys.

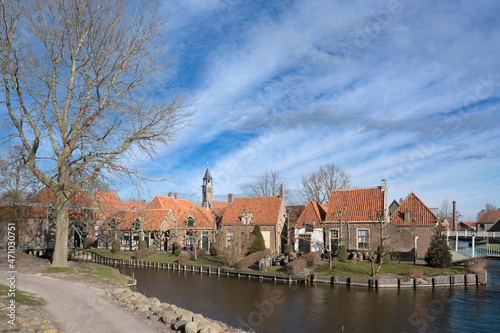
[
  {"left": 381, "top": 179, "right": 388, "bottom": 222},
  {"left": 174, "top": 192, "right": 178, "bottom": 202},
  {"left": 453, "top": 201, "right": 457, "bottom": 231},
  {"left": 168, "top": 192, "right": 172, "bottom": 197},
  {"left": 228, "top": 193, "right": 234, "bottom": 204},
  {"left": 279, "top": 184, "right": 284, "bottom": 199}
]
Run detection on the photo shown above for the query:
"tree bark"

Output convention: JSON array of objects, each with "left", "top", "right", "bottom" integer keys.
[{"left": 52, "top": 189, "right": 70, "bottom": 267}]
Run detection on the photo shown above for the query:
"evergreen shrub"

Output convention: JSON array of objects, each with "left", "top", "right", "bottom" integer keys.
[
  {"left": 172, "top": 242, "right": 181, "bottom": 256},
  {"left": 210, "top": 242, "right": 218, "bottom": 256},
  {"left": 138, "top": 240, "right": 147, "bottom": 250},
  {"left": 250, "top": 225, "right": 266, "bottom": 254},
  {"left": 337, "top": 245, "right": 348, "bottom": 263},
  {"left": 283, "top": 244, "right": 294, "bottom": 254},
  {"left": 425, "top": 227, "right": 452, "bottom": 268}
]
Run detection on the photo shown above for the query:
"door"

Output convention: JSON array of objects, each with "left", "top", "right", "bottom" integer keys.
[
  {"left": 202, "top": 232, "right": 209, "bottom": 250},
  {"left": 299, "top": 234, "right": 311, "bottom": 253}
]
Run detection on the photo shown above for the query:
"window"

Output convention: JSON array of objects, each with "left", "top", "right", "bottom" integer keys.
[
  {"left": 227, "top": 232, "right": 234, "bottom": 247},
  {"left": 330, "top": 228, "right": 339, "bottom": 252},
  {"left": 123, "top": 232, "right": 130, "bottom": 245},
  {"left": 186, "top": 232, "right": 194, "bottom": 250},
  {"left": 305, "top": 224, "right": 313, "bottom": 232},
  {"left": 358, "top": 229, "right": 369, "bottom": 249},
  {"left": 110, "top": 219, "right": 117, "bottom": 230},
  {"left": 134, "top": 219, "right": 141, "bottom": 231},
  {"left": 187, "top": 217, "right": 194, "bottom": 228}
]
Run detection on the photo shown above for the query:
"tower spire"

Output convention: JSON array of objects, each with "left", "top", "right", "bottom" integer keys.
[{"left": 202, "top": 167, "right": 213, "bottom": 209}]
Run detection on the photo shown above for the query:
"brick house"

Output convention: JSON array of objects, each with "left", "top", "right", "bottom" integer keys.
[
  {"left": 476, "top": 210, "right": 500, "bottom": 231},
  {"left": 294, "top": 200, "right": 327, "bottom": 253},
  {"left": 219, "top": 193, "right": 287, "bottom": 253},
  {"left": 323, "top": 180, "right": 389, "bottom": 253},
  {"left": 389, "top": 192, "right": 439, "bottom": 258}
]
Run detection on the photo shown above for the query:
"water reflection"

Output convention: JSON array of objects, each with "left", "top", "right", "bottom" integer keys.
[{"left": 119, "top": 260, "right": 500, "bottom": 333}]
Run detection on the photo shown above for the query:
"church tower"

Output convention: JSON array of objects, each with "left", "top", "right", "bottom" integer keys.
[{"left": 202, "top": 167, "right": 213, "bottom": 209}]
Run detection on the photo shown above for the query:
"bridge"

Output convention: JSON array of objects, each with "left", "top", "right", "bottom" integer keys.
[{"left": 444, "top": 231, "right": 500, "bottom": 262}]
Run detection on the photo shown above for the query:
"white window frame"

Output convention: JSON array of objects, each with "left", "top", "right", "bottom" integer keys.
[
  {"left": 227, "top": 231, "right": 234, "bottom": 247},
  {"left": 357, "top": 228, "right": 370, "bottom": 250}
]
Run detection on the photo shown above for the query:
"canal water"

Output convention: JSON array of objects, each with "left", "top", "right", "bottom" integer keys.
[{"left": 119, "top": 259, "right": 500, "bottom": 333}]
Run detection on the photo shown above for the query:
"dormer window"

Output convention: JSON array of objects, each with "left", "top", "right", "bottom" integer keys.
[
  {"left": 110, "top": 218, "right": 117, "bottom": 230},
  {"left": 187, "top": 216, "right": 194, "bottom": 228},
  {"left": 241, "top": 213, "right": 253, "bottom": 225},
  {"left": 305, "top": 224, "right": 313, "bottom": 232},
  {"left": 133, "top": 219, "right": 141, "bottom": 231}
]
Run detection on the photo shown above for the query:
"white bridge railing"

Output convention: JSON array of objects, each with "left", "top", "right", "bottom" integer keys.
[
  {"left": 444, "top": 230, "right": 500, "bottom": 238},
  {"left": 450, "top": 244, "right": 500, "bottom": 262}
]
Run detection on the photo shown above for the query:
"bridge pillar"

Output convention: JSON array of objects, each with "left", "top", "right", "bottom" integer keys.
[{"left": 472, "top": 235, "right": 476, "bottom": 257}]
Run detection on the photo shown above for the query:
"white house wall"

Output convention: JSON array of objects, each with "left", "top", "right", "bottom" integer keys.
[{"left": 294, "top": 228, "right": 324, "bottom": 253}]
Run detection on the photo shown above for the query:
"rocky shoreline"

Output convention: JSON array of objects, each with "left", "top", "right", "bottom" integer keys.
[{"left": 111, "top": 287, "right": 245, "bottom": 333}]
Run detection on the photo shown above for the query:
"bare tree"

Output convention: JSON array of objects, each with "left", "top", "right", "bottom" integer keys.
[
  {"left": 245, "top": 169, "right": 288, "bottom": 197},
  {"left": 438, "top": 199, "right": 463, "bottom": 221},
  {"left": 1, "top": 0, "right": 190, "bottom": 267},
  {"left": 0, "top": 145, "right": 42, "bottom": 205},
  {"left": 477, "top": 203, "right": 499, "bottom": 220},
  {"left": 297, "top": 163, "right": 351, "bottom": 204}
]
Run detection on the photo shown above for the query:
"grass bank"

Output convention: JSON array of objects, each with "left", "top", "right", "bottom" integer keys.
[
  {"left": 82, "top": 249, "right": 222, "bottom": 267},
  {"left": 313, "top": 260, "right": 471, "bottom": 278},
  {"left": 0, "top": 284, "right": 42, "bottom": 306},
  {"left": 45, "top": 262, "right": 129, "bottom": 286}
]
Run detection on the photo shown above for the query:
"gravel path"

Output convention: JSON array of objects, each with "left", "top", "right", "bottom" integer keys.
[{"left": 0, "top": 254, "right": 172, "bottom": 333}]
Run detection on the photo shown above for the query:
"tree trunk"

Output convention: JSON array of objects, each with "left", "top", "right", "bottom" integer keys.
[{"left": 52, "top": 189, "right": 70, "bottom": 267}]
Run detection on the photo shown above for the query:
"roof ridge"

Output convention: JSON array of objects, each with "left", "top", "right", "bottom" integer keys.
[{"left": 331, "top": 186, "right": 381, "bottom": 192}]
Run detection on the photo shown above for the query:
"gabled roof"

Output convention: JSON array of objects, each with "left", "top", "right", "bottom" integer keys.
[
  {"left": 140, "top": 195, "right": 214, "bottom": 231},
  {"left": 295, "top": 201, "right": 327, "bottom": 229},
  {"left": 477, "top": 210, "right": 500, "bottom": 224},
  {"left": 286, "top": 205, "right": 306, "bottom": 229},
  {"left": 222, "top": 196, "right": 284, "bottom": 225},
  {"left": 391, "top": 192, "right": 438, "bottom": 226},
  {"left": 325, "top": 186, "right": 384, "bottom": 222},
  {"left": 459, "top": 222, "right": 477, "bottom": 230}
]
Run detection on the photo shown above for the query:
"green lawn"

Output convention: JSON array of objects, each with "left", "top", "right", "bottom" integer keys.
[
  {"left": 83, "top": 248, "right": 135, "bottom": 260},
  {"left": 0, "top": 284, "right": 42, "bottom": 306},
  {"left": 313, "top": 260, "right": 470, "bottom": 278},
  {"left": 45, "top": 263, "right": 129, "bottom": 286}
]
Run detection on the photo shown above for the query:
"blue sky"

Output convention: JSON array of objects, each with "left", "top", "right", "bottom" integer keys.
[{"left": 122, "top": 0, "right": 500, "bottom": 221}]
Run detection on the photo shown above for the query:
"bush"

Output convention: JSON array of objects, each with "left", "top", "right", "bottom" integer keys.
[
  {"left": 197, "top": 248, "right": 207, "bottom": 258},
  {"left": 286, "top": 252, "right": 322, "bottom": 275},
  {"left": 235, "top": 250, "right": 271, "bottom": 269},
  {"left": 337, "top": 245, "right": 347, "bottom": 263},
  {"left": 377, "top": 245, "right": 390, "bottom": 264},
  {"left": 465, "top": 257, "right": 487, "bottom": 274},
  {"left": 178, "top": 253, "right": 191, "bottom": 265},
  {"left": 425, "top": 227, "right": 452, "bottom": 268},
  {"left": 134, "top": 247, "right": 157, "bottom": 260},
  {"left": 83, "top": 237, "right": 92, "bottom": 249},
  {"left": 210, "top": 242, "right": 219, "bottom": 256},
  {"left": 172, "top": 242, "right": 181, "bottom": 256},
  {"left": 283, "top": 244, "right": 294, "bottom": 254},
  {"left": 250, "top": 225, "right": 266, "bottom": 254},
  {"left": 138, "top": 240, "right": 148, "bottom": 250},
  {"left": 111, "top": 240, "right": 120, "bottom": 253}
]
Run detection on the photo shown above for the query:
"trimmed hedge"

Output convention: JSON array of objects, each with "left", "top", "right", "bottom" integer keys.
[
  {"left": 235, "top": 249, "right": 271, "bottom": 269},
  {"left": 210, "top": 242, "right": 218, "bottom": 256},
  {"left": 286, "top": 251, "right": 322, "bottom": 275},
  {"left": 337, "top": 245, "right": 347, "bottom": 263},
  {"left": 111, "top": 240, "right": 120, "bottom": 253},
  {"left": 83, "top": 237, "right": 92, "bottom": 249},
  {"left": 172, "top": 242, "right": 181, "bottom": 256},
  {"left": 283, "top": 244, "right": 294, "bottom": 254},
  {"left": 134, "top": 247, "right": 157, "bottom": 260},
  {"left": 138, "top": 240, "right": 148, "bottom": 250}
]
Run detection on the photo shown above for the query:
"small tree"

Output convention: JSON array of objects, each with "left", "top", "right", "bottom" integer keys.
[
  {"left": 250, "top": 225, "right": 266, "bottom": 254},
  {"left": 111, "top": 241, "right": 120, "bottom": 253},
  {"left": 83, "top": 238, "right": 92, "bottom": 250},
  {"left": 425, "top": 227, "right": 452, "bottom": 268}
]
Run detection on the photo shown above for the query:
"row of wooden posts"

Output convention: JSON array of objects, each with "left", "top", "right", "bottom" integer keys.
[{"left": 69, "top": 249, "right": 298, "bottom": 284}]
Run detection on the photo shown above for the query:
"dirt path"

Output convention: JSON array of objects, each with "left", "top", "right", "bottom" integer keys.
[{"left": 0, "top": 271, "right": 171, "bottom": 333}]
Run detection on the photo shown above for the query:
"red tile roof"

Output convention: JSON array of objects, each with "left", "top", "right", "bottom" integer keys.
[
  {"left": 295, "top": 201, "right": 327, "bottom": 228},
  {"left": 286, "top": 205, "right": 306, "bottom": 229},
  {"left": 477, "top": 211, "right": 500, "bottom": 224},
  {"left": 222, "top": 196, "right": 284, "bottom": 225},
  {"left": 140, "top": 195, "right": 214, "bottom": 231},
  {"left": 391, "top": 193, "right": 438, "bottom": 226},
  {"left": 326, "top": 187, "right": 384, "bottom": 222}
]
